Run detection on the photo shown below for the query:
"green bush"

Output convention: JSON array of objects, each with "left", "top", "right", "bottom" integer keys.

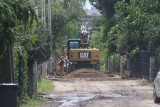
[
  {"left": 13, "top": 44, "right": 29, "bottom": 103},
  {"left": 109, "top": 54, "right": 120, "bottom": 72},
  {"left": 100, "top": 63, "right": 106, "bottom": 73}
]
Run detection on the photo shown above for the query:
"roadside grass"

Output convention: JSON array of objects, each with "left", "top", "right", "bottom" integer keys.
[
  {"left": 20, "top": 97, "right": 46, "bottom": 107},
  {"left": 20, "top": 78, "right": 54, "bottom": 107},
  {"left": 38, "top": 78, "right": 54, "bottom": 93}
]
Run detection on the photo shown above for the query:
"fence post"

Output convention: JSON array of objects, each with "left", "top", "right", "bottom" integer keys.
[
  {"left": 41, "top": 62, "right": 48, "bottom": 78},
  {"left": 125, "top": 57, "right": 130, "bottom": 78},
  {"left": 49, "top": 59, "right": 53, "bottom": 76},
  {"left": 120, "top": 56, "right": 123, "bottom": 76},
  {"left": 106, "top": 59, "right": 109, "bottom": 72},
  {"left": 149, "top": 57, "right": 155, "bottom": 81},
  {"left": 33, "top": 61, "right": 38, "bottom": 97}
]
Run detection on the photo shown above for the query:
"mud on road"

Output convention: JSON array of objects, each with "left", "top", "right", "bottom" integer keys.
[{"left": 39, "top": 68, "right": 160, "bottom": 107}]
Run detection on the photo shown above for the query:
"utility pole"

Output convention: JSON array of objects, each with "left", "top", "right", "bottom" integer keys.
[
  {"left": 48, "top": 0, "right": 52, "bottom": 57},
  {"left": 48, "top": 0, "right": 53, "bottom": 74},
  {"left": 42, "top": 0, "right": 46, "bottom": 27}
]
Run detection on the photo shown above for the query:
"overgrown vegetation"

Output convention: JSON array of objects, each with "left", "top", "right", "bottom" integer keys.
[
  {"left": 51, "top": 0, "right": 86, "bottom": 55},
  {"left": 89, "top": 0, "right": 160, "bottom": 72},
  {"left": 20, "top": 78, "right": 54, "bottom": 107},
  {"left": 13, "top": 44, "right": 29, "bottom": 103},
  {"left": 0, "top": 0, "right": 86, "bottom": 105},
  {"left": 0, "top": 0, "right": 37, "bottom": 104}
]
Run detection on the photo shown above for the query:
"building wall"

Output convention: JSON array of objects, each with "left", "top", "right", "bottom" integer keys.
[{"left": 85, "top": 6, "right": 101, "bottom": 16}]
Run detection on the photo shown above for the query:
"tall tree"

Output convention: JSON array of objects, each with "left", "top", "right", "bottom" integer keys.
[
  {"left": 109, "top": 0, "right": 160, "bottom": 56},
  {"left": 0, "top": 0, "right": 36, "bottom": 83},
  {"left": 51, "top": 0, "right": 85, "bottom": 55}
]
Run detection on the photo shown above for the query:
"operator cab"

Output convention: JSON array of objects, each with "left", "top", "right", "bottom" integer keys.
[{"left": 67, "top": 39, "right": 81, "bottom": 50}]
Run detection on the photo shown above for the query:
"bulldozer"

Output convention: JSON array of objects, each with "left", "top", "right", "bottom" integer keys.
[{"left": 64, "top": 25, "right": 100, "bottom": 72}]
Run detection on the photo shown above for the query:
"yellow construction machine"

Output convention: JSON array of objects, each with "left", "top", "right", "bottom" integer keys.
[{"left": 64, "top": 26, "right": 100, "bottom": 72}]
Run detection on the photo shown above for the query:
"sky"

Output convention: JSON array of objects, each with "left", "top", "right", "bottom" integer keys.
[{"left": 83, "top": 0, "right": 92, "bottom": 9}]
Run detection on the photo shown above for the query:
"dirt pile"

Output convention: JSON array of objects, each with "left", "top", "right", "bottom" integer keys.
[{"left": 65, "top": 68, "right": 107, "bottom": 78}]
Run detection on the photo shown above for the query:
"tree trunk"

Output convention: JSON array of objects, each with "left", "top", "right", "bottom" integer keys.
[{"left": 0, "top": 46, "right": 14, "bottom": 83}]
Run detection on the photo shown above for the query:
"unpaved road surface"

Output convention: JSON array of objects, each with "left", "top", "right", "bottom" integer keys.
[{"left": 39, "top": 68, "right": 160, "bottom": 107}]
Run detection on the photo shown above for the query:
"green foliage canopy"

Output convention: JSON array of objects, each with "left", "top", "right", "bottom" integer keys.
[
  {"left": 89, "top": 0, "right": 160, "bottom": 57},
  {"left": 108, "top": 0, "right": 160, "bottom": 56},
  {"left": 51, "top": 0, "right": 85, "bottom": 56},
  {"left": 0, "top": 0, "right": 36, "bottom": 57}
]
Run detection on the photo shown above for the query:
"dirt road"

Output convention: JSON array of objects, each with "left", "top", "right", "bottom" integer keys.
[{"left": 39, "top": 68, "right": 160, "bottom": 107}]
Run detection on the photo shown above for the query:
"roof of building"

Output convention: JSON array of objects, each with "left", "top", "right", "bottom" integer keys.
[{"left": 85, "top": 6, "right": 101, "bottom": 16}]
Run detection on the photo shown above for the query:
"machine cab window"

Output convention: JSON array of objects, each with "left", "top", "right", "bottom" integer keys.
[
  {"left": 69, "top": 42, "right": 80, "bottom": 49},
  {"left": 67, "top": 39, "right": 81, "bottom": 50}
]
